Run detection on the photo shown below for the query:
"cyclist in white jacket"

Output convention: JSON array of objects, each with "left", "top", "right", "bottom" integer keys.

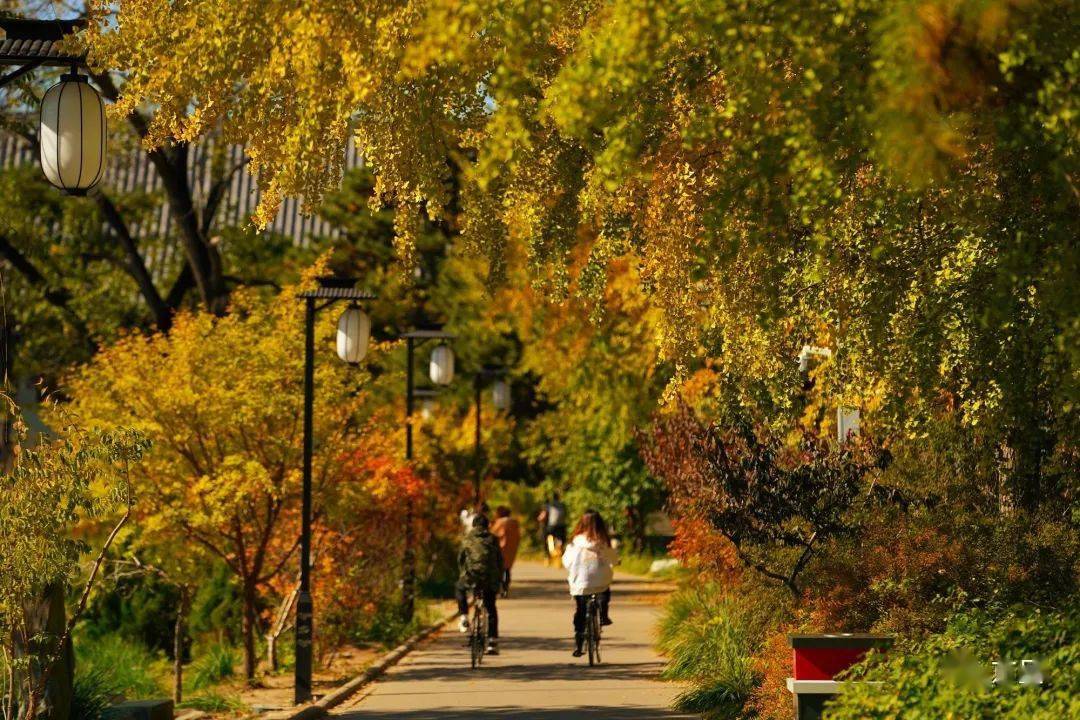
[{"left": 562, "top": 509, "right": 618, "bottom": 657}]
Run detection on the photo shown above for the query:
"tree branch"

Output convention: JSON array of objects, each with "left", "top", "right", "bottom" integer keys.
[
  {"left": 202, "top": 159, "right": 249, "bottom": 237},
  {"left": 0, "top": 234, "right": 93, "bottom": 347},
  {"left": 91, "top": 71, "right": 225, "bottom": 314},
  {"left": 165, "top": 264, "right": 196, "bottom": 309},
  {"left": 90, "top": 189, "right": 172, "bottom": 330}
]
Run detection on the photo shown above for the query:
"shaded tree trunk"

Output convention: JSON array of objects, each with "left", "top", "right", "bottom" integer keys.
[
  {"left": 240, "top": 580, "right": 258, "bottom": 681},
  {"left": 172, "top": 590, "right": 190, "bottom": 706},
  {"left": 15, "top": 585, "right": 72, "bottom": 720}
]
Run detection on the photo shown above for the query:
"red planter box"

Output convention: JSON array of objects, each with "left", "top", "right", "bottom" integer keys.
[
  {"left": 787, "top": 634, "right": 893, "bottom": 720},
  {"left": 791, "top": 634, "right": 893, "bottom": 680}
]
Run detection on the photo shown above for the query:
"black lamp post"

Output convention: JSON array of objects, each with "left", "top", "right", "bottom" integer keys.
[
  {"left": 473, "top": 366, "right": 509, "bottom": 505},
  {"left": 294, "top": 277, "right": 374, "bottom": 705},
  {"left": 399, "top": 328, "right": 455, "bottom": 623}
]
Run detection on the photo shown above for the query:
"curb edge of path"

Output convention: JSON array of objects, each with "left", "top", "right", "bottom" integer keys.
[{"left": 261, "top": 610, "right": 459, "bottom": 720}]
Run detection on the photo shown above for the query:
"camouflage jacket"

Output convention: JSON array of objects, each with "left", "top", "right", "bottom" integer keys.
[{"left": 458, "top": 528, "right": 504, "bottom": 592}]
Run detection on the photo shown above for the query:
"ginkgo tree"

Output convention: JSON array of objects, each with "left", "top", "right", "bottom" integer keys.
[
  {"left": 83, "top": 0, "right": 1079, "bottom": 512},
  {"left": 66, "top": 279, "right": 375, "bottom": 681}
]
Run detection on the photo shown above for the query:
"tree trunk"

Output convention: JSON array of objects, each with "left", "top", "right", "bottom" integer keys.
[
  {"left": 43, "top": 585, "right": 73, "bottom": 720},
  {"left": 15, "top": 585, "right": 72, "bottom": 720},
  {"left": 240, "top": 581, "right": 258, "bottom": 681},
  {"left": 400, "top": 502, "right": 416, "bottom": 623},
  {"left": 172, "top": 590, "right": 189, "bottom": 706}
]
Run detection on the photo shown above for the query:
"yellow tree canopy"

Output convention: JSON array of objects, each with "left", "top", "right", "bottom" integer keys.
[
  {"left": 66, "top": 283, "right": 371, "bottom": 598},
  {"left": 85, "top": 1, "right": 1079, "bottom": 466}
]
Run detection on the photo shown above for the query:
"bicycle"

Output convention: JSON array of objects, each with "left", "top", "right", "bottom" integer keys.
[
  {"left": 584, "top": 592, "right": 603, "bottom": 666},
  {"left": 468, "top": 587, "right": 488, "bottom": 669}
]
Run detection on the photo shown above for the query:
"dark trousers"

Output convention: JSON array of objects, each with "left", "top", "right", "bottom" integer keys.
[
  {"left": 456, "top": 586, "right": 499, "bottom": 638},
  {"left": 502, "top": 568, "right": 511, "bottom": 588},
  {"left": 572, "top": 589, "right": 611, "bottom": 635}
]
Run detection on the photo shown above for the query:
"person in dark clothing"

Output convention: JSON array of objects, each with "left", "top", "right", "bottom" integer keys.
[
  {"left": 455, "top": 514, "right": 504, "bottom": 654},
  {"left": 538, "top": 492, "right": 568, "bottom": 565}
]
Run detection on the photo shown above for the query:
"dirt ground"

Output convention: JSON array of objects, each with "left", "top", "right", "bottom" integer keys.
[
  {"left": 225, "top": 600, "right": 457, "bottom": 716},
  {"left": 232, "top": 644, "right": 381, "bottom": 714}
]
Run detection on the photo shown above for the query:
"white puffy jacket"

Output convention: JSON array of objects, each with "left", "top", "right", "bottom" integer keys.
[{"left": 562, "top": 534, "right": 618, "bottom": 596}]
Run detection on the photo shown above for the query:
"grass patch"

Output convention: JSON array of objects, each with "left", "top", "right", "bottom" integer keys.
[
  {"left": 657, "top": 583, "right": 781, "bottom": 719},
  {"left": 189, "top": 642, "right": 238, "bottom": 690},
  {"left": 75, "top": 635, "right": 168, "bottom": 700},
  {"left": 71, "top": 669, "right": 120, "bottom": 720},
  {"left": 177, "top": 690, "right": 246, "bottom": 713}
]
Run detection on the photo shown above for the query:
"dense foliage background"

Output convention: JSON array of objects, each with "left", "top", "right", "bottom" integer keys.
[{"left": 0, "top": 0, "right": 1076, "bottom": 718}]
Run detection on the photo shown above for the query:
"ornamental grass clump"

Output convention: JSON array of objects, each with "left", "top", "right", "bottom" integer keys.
[{"left": 658, "top": 584, "right": 782, "bottom": 719}]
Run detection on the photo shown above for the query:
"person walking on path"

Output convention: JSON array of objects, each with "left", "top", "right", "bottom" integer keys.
[
  {"left": 491, "top": 505, "right": 521, "bottom": 593},
  {"left": 537, "top": 492, "right": 568, "bottom": 565},
  {"left": 455, "top": 514, "right": 504, "bottom": 655},
  {"left": 562, "top": 509, "right": 618, "bottom": 657}
]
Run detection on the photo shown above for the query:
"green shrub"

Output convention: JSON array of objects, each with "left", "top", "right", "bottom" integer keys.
[
  {"left": 188, "top": 563, "right": 243, "bottom": 643},
  {"left": 418, "top": 535, "right": 459, "bottom": 599},
  {"left": 71, "top": 670, "right": 120, "bottom": 720},
  {"left": 82, "top": 573, "right": 184, "bottom": 658},
  {"left": 825, "top": 605, "right": 1080, "bottom": 719},
  {"left": 350, "top": 599, "right": 440, "bottom": 648},
  {"left": 75, "top": 635, "right": 167, "bottom": 699},
  {"left": 658, "top": 583, "right": 784, "bottom": 719},
  {"left": 189, "top": 642, "right": 238, "bottom": 690}
]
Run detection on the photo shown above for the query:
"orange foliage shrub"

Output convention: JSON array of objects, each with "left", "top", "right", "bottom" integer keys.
[
  {"left": 748, "top": 625, "right": 796, "bottom": 720},
  {"left": 668, "top": 516, "right": 742, "bottom": 581}
]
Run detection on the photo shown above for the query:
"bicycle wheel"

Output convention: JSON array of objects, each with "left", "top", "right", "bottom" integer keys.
[
  {"left": 470, "top": 603, "right": 486, "bottom": 669},
  {"left": 587, "top": 598, "right": 600, "bottom": 666},
  {"left": 592, "top": 602, "right": 602, "bottom": 665}
]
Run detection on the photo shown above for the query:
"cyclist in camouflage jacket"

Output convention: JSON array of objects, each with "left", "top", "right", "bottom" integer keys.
[{"left": 456, "top": 514, "right": 504, "bottom": 654}]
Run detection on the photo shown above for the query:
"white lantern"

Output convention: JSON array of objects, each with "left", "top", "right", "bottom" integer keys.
[
  {"left": 491, "top": 379, "right": 510, "bottom": 411},
  {"left": 429, "top": 344, "right": 454, "bottom": 385},
  {"left": 420, "top": 398, "right": 436, "bottom": 421},
  {"left": 39, "top": 73, "right": 107, "bottom": 195},
  {"left": 336, "top": 305, "right": 370, "bottom": 365}
]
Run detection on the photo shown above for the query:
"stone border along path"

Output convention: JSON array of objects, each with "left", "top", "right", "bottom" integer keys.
[{"left": 327, "top": 561, "right": 697, "bottom": 719}]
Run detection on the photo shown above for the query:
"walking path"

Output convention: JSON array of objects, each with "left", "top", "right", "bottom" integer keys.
[{"left": 333, "top": 561, "right": 696, "bottom": 719}]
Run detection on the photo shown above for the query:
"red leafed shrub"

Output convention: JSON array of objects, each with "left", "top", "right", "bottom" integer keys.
[{"left": 641, "top": 401, "right": 886, "bottom": 596}]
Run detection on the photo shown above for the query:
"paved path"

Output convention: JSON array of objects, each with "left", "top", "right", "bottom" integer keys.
[{"left": 334, "top": 562, "right": 696, "bottom": 719}]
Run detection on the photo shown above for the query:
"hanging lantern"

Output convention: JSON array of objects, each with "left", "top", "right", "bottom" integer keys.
[
  {"left": 336, "top": 305, "right": 370, "bottom": 365},
  {"left": 429, "top": 344, "right": 454, "bottom": 385},
  {"left": 39, "top": 72, "right": 107, "bottom": 195},
  {"left": 420, "top": 398, "right": 436, "bottom": 421},
  {"left": 491, "top": 379, "right": 510, "bottom": 411}
]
